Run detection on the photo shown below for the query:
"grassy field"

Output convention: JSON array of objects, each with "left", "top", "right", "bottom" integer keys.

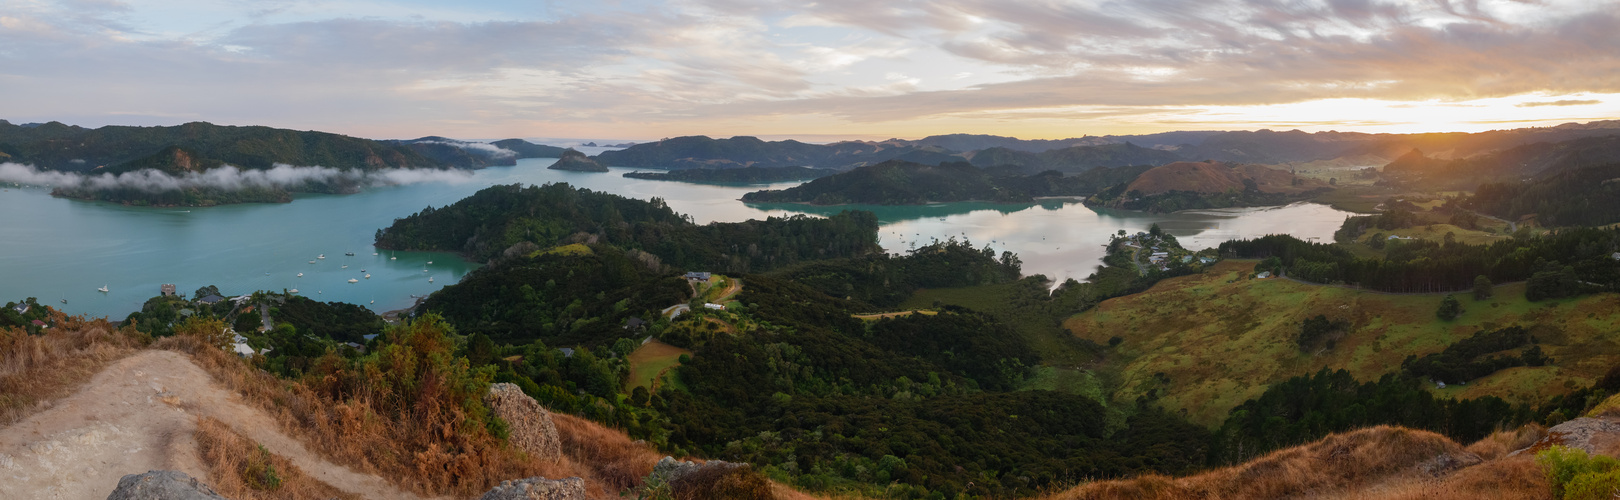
[
  {"left": 1062, "top": 260, "right": 1620, "bottom": 426},
  {"left": 852, "top": 310, "right": 937, "bottom": 321},
  {"left": 902, "top": 282, "right": 1101, "bottom": 368},
  {"left": 625, "top": 340, "right": 691, "bottom": 392}
]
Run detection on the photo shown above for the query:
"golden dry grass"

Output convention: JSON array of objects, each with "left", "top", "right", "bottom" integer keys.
[
  {"left": 156, "top": 334, "right": 651, "bottom": 498},
  {"left": 0, "top": 314, "right": 142, "bottom": 426},
  {"left": 193, "top": 416, "right": 360, "bottom": 500},
  {"left": 1046, "top": 425, "right": 1551, "bottom": 500}
]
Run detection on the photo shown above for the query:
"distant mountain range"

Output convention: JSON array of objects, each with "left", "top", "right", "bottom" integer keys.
[
  {"left": 0, "top": 120, "right": 568, "bottom": 172},
  {"left": 739, "top": 160, "right": 1155, "bottom": 205},
  {"left": 591, "top": 121, "right": 1620, "bottom": 180}
]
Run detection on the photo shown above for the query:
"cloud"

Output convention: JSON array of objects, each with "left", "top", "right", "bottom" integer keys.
[
  {"left": 1518, "top": 99, "right": 1602, "bottom": 107},
  {"left": 0, "top": 163, "right": 473, "bottom": 193},
  {"left": 1, "top": 0, "right": 1617, "bottom": 137},
  {"left": 413, "top": 140, "right": 516, "bottom": 159}
]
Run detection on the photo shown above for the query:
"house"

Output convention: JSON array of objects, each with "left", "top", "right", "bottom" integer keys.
[
  {"left": 1200, "top": 257, "right": 1217, "bottom": 264},
  {"left": 624, "top": 317, "right": 648, "bottom": 331},
  {"left": 684, "top": 271, "right": 711, "bottom": 281},
  {"left": 231, "top": 295, "right": 253, "bottom": 306},
  {"left": 1612, "top": 252, "right": 1620, "bottom": 261},
  {"left": 704, "top": 303, "right": 726, "bottom": 310},
  {"left": 11, "top": 303, "right": 28, "bottom": 314},
  {"left": 1257, "top": 271, "right": 1272, "bottom": 279},
  {"left": 343, "top": 342, "right": 366, "bottom": 354},
  {"left": 558, "top": 348, "right": 575, "bottom": 358},
  {"left": 160, "top": 284, "right": 177, "bottom": 297},
  {"left": 1182, "top": 255, "right": 1194, "bottom": 263},
  {"left": 30, "top": 319, "right": 46, "bottom": 327},
  {"left": 198, "top": 294, "right": 225, "bottom": 305}
]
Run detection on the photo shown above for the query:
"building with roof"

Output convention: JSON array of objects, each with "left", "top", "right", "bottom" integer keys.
[{"left": 684, "top": 271, "right": 712, "bottom": 281}]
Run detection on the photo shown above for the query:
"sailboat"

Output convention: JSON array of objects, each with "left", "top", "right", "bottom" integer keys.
[
  {"left": 297, "top": 273, "right": 304, "bottom": 277},
  {"left": 97, "top": 285, "right": 109, "bottom": 293},
  {"left": 289, "top": 288, "right": 299, "bottom": 294},
  {"left": 345, "top": 251, "right": 355, "bottom": 256},
  {"left": 317, "top": 254, "right": 326, "bottom": 260},
  {"left": 428, "top": 276, "right": 434, "bottom": 283},
  {"left": 60, "top": 293, "right": 66, "bottom": 304},
  {"left": 390, "top": 252, "right": 397, "bottom": 260},
  {"left": 308, "top": 260, "right": 316, "bottom": 264},
  {"left": 427, "top": 261, "right": 433, "bottom": 265},
  {"left": 348, "top": 278, "right": 358, "bottom": 283},
  {"left": 341, "top": 265, "right": 348, "bottom": 269}
]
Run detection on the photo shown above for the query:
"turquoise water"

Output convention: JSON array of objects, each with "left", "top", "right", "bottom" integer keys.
[{"left": 0, "top": 158, "right": 1354, "bottom": 319}]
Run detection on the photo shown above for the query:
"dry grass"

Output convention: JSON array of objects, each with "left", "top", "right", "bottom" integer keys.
[
  {"left": 193, "top": 416, "right": 360, "bottom": 500},
  {"left": 1046, "top": 425, "right": 1555, "bottom": 500},
  {"left": 552, "top": 412, "right": 664, "bottom": 490},
  {"left": 669, "top": 464, "right": 775, "bottom": 500},
  {"left": 1050, "top": 426, "right": 1476, "bottom": 500},
  {"left": 1465, "top": 425, "right": 1548, "bottom": 461},
  {"left": 0, "top": 314, "right": 142, "bottom": 426}
]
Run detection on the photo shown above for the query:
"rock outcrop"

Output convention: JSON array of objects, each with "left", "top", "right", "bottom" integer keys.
[
  {"left": 478, "top": 476, "right": 585, "bottom": 500},
  {"left": 650, "top": 456, "right": 743, "bottom": 483},
  {"left": 105, "top": 470, "right": 227, "bottom": 500},
  {"left": 1514, "top": 417, "right": 1620, "bottom": 457},
  {"left": 485, "top": 382, "right": 562, "bottom": 462},
  {"left": 546, "top": 149, "right": 609, "bottom": 172}
]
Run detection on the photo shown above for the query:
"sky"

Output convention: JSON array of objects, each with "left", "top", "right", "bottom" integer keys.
[{"left": 1, "top": 0, "right": 1618, "bottom": 141}]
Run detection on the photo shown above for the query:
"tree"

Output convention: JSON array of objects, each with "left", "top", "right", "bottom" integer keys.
[
  {"left": 1474, "top": 275, "right": 1494, "bottom": 300},
  {"left": 1148, "top": 223, "right": 1163, "bottom": 238},
  {"left": 1437, "top": 295, "right": 1462, "bottom": 321}
]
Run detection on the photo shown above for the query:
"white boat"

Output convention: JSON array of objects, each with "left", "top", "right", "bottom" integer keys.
[
  {"left": 428, "top": 276, "right": 434, "bottom": 283},
  {"left": 341, "top": 265, "right": 348, "bottom": 269},
  {"left": 289, "top": 288, "right": 299, "bottom": 293},
  {"left": 97, "top": 285, "right": 108, "bottom": 293},
  {"left": 364, "top": 274, "right": 371, "bottom": 279},
  {"left": 297, "top": 273, "right": 304, "bottom": 277},
  {"left": 372, "top": 252, "right": 379, "bottom": 256},
  {"left": 423, "top": 269, "right": 429, "bottom": 272},
  {"left": 427, "top": 261, "right": 433, "bottom": 265},
  {"left": 317, "top": 254, "right": 326, "bottom": 259},
  {"left": 348, "top": 279, "right": 358, "bottom": 283},
  {"left": 308, "top": 260, "right": 316, "bottom": 264}
]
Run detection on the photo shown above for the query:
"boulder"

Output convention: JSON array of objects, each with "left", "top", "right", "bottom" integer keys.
[
  {"left": 1514, "top": 417, "right": 1620, "bottom": 457},
  {"left": 485, "top": 383, "right": 562, "bottom": 462},
  {"left": 1415, "top": 451, "right": 1482, "bottom": 477},
  {"left": 106, "top": 470, "right": 227, "bottom": 500},
  {"left": 478, "top": 477, "right": 585, "bottom": 500},
  {"left": 650, "top": 456, "right": 742, "bottom": 483}
]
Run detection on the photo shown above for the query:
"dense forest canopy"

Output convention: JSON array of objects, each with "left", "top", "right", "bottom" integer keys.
[
  {"left": 740, "top": 160, "right": 1147, "bottom": 205},
  {"left": 1219, "top": 229, "right": 1620, "bottom": 294},
  {"left": 374, "top": 182, "right": 882, "bottom": 271}
]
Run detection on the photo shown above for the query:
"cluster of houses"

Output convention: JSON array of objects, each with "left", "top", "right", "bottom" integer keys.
[{"left": 1121, "top": 231, "right": 1217, "bottom": 272}]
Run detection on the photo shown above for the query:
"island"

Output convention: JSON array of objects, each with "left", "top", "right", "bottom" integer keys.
[{"left": 546, "top": 149, "right": 609, "bottom": 172}]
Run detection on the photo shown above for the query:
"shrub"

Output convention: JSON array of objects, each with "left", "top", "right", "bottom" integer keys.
[
  {"left": 1436, "top": 295, "right": 1462, "bottom": 321},
  {"left": 1538, "top": 445, "right": 1620, "bottom": 499},
  {"left": 1474, "top": 275, "right": 1494, "bottom": 300}
]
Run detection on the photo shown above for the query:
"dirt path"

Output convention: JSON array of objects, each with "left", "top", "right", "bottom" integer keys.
[{"left": 0, "top": 350, "right": 432, "bottom": 500}]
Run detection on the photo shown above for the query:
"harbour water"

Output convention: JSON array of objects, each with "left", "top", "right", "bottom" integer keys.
[{"left": 0, "top": 157, "right": 1355, "bottom": 318}]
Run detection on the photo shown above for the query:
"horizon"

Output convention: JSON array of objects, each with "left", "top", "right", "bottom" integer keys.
[{"left": 2, "top": 0, "right": 1618, "bottom": 140}]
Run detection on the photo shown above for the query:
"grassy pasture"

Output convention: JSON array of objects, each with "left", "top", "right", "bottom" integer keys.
[
  {"left": 1063, "top": 259, "right": 1620, "bottom": 426},
  {"left": 625, "top": 340, "right": 691, "bottom": 392}
]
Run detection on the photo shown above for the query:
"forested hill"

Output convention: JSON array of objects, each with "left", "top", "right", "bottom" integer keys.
[
  {"left": 374, "top": 182, "right": 881, "bottom": 271},
  {"left": 1467, "top": 162, "right": 1620, "bottom": 227},
  {"left": 0, "top": 120, "right": 444, "bottom": 172},
  {"left": 592, "top": 135, "right": 964, "bottom": 169},
  {"left": 622, "top": 166, "right": 835, "bottom": 184},
  {"left": 966, "top": 142, "right": 1182, "bottom": 172},
  {"left": 739, "top": 160, "right": 1148, "bottom": 205}
]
